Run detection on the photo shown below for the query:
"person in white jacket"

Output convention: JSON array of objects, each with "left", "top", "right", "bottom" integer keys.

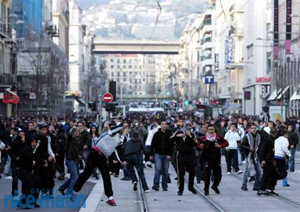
[
  {"left": 274, "top": 129, "right": 292, "bottom": 188},
  {"left": 144, "top": 124, "right": 160, "bottom": 168},
  {"left": 224, "top": 123, "right": 243, "bottom": 175}
]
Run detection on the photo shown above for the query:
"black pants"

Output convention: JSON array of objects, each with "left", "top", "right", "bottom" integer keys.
[
  {"left": 11, "top": 167, "right": 20, "bottom": 196},
  {"left": 74, "top": 150, "right": 113, "bottom": 198},
  {"left": 260, "top": 162, "right": 278, "bottom": 191},
  {"left": 18, "top": 169, "right": 42, "bottom": 205},
  {"left": 195, "top": 150, "right": 203, "bottom": 182},
  {"left": 46, "top": 162, "right": 55, "bottom": 193},
  {"left": 225, "top": 149, "right": 239, "bottom": 172},
  {"left": 177, "top": 152, "right": 195, "bottom": 192},
  {"left": 109, "top": 156, "right": 120, "bottom": 176},
  {"left": 275, "top": 158, "right": 287, "bottom": 180},
  {"left": 35, "top": 164, "right": 50, "bottom": 194},
  {"left": 55, "top": 151, "right": 65, "bottom": 175},
  {"left": 203, "top": 161, "right": 222, "bottom": 191},
  {"left": 126, "top": 155, "right": 149, "bottom": 190}
]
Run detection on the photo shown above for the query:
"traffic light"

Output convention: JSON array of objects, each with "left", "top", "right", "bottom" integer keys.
[
  {"left": 105, "top": 103, "right": 115, "bottom": 112},
  {"left": 88, "top": 102, "right": 97, "bottom": 111},
  {"left": 184, "top": 100, "right": 189, "bottom": 106},
  {"left": 166, "top": 91, "right": 170, "bottom": 96},
  {"left": 109, "top": 81, "right": 116, "bottom": 101}
]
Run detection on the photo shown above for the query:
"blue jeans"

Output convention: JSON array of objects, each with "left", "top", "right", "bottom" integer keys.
[
  {"left": 126, "top": 155, "right": 149, "bottom": 190},
  {"left": 289, "top": 148, "right": 296, "bottom": 172},
  {"left": 59, "top": 160, "right": 78, "bottom": 195},
  {"left": 242, "top": 155, "right": 262, "bottom": 188},
  {"left": 153, "top": 153, "right": 170, "bottom": 188}
]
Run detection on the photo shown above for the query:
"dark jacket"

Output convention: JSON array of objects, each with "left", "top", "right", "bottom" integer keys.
[
  {"left": 9, "top": 136, "right": 26, "bottom": 168},
  {"left": 55, "top": 130, "right": 67, "bottom": 153},
  {"left": 288, "top": 130, "right": 299, "bottom": 149},
  {"left": 34, "top": 133, "right": 51, "bottom": 160},
  {"left": 78, "top": 130, "right": 91, "bottom": 152},
  {"left": 198, "top": 135, "right": 228, "bottom": 165},
  {"left": 66, "top": 134, "right": 80, "bottom": 160},
  {"left": 240, "top": 132, "right": 261, "bottom": 158},
  {"left": 150, "top": 129, "right": 173, "bottom": 156},
  {"left": 123, "top": 138, "right": 144, "bottom": 160},
  {"left": 170, "top": 130, "right": 198, "bottom": 155},
  {"left": 259, "top": 131, "right": 275, "bottom": 163},
  {"left": 25, "top": 129, "right": 37, "bottom": 145},
  {"left": 19, "top": 145, "right": 45, "bottom": 172}
]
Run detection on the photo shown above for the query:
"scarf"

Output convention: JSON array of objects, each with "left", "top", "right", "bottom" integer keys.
[{"left": 206, "top": 133, "right": 216, "bottom": 142}]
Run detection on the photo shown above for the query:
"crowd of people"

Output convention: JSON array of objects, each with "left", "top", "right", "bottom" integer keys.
[{"left": 0, "top": 113, "right": 298, "bottom": 209}]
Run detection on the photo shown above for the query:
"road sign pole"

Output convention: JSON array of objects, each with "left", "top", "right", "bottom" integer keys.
[{"left": 98, "top": 98, "right": 102, "bottom": 134}]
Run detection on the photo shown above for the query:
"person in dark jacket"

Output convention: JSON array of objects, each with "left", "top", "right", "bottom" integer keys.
[
  {"left": 123, "top": 132, "right": 150, "bottom": 192},
  {"left": 149, "top": 121, "right": 173, "bottom": 191},
  {"left": 257, "top": 127, "right": 278, "bottom": 196},
  {"left": 58, "top": 128, "right": 80, "bottom": 196},
  {"left": 287, "top": 124, "right": 298, "bottom": 172},
  {"left": 77, "top": 121, "right": 91, "bottom": 168},
  {"left": 9, "top": 131, "right": 26, "bottom": 199},
  {"left": 171, "top": 120, "right": 198, "bottom": 195},
  {"left": 33, "top": 123, "right": 56, "bottom": 198},
  {"left": 18, "top": 137, "right": 46, "bottom": 209},
  {"left": 54, "top": 126, "right": 66, "bottom": 180},
  {"left": 198, "top": 124, "right": 228, "bottom": 196},
  {"left": 25, "top": 121, "right": 37, "bottom": 146},
  {"left": 240, "top": 124, "right": 262, "bottom": 191}
]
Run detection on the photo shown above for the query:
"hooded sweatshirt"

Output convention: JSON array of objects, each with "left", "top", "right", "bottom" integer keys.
[
  {"left": 224, "top": 130, "right": 241, "bottom": 149},
  {"left": 275, "top": 136, "right": 292, "bottom": 158}
]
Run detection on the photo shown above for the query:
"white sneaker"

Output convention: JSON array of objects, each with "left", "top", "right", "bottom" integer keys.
[
  {"left": 144, "top": 190, "right": 151, "bottom": 193},
  {"left": 236, "top": 170, "right": 243, "bottom": 175},
  {"left": 227, "top": 172, "right": 231, "bottom": 175}
]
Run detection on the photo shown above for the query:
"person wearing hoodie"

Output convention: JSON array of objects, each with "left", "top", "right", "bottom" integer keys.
[
  {"left": 170, "top": 120, "right": 198, "bottom": 196},
  {"left": 274, "top": 129, "right": 292, "bottom": 187},
  {"left": 9, "top": 130, "right": 26, "bottom": 200},
  {"left": 224, "top": 123, "right": 243, "bottom": 175},
  {"left": 123, "top": 132, "right": 150, "bottom": 192},
  {"left": 257, "top": 127, "right": 278, "bottom": 196},
  {"left": 71, "top": 123, "right": 126, "bottom": 207},
  {"left": 240, "top": 124, "right": 262, "bottom": 191},
  {"left": 287, "top": 125, "right": 298, "bottom": 172},
  {"left": 198, "top": 124, "right": 228, "bottom": 196}
]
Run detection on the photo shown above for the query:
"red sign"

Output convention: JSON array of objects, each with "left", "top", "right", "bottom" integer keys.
[
  {"left": 256, "top": 77, "right": 271, "bottom": 83},
  {"left": 2, "top": 94, "right": 21, "bottom": 104},
  {"left": 102, "top": 93, "right": 113, "bottom": 103}
]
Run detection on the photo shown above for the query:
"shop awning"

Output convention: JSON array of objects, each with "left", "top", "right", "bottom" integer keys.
[
  {"left": 290, "top": 90, "right": 300, "bottom": 101},
  {"left": 267, "top": 89, "right": 281, "bottom": 101},
  {"left": 277, "top": 86, "right": 290, "bottom": 100},
  {"left": 261, "top": 92, "right": 270, "bottom": 99},
  {"left": 75, "top": 97, "right": 86, "bottom": 106}
]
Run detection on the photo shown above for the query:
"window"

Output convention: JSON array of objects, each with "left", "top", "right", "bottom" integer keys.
[
  {"left": 117, "top": 72, "right": 120, "bottom": 77},
  {"left": 123, "top": 72, "right": 126, "bottom": 77},
  {"left": 117, "top": 65, "right": 120, "bottom": 69},
  {"left": 129, "top": 65, "right": 132, "bottom": 69},
  {"left": 135, "top": 79, "right": 137, "bottom": 83},
  {"left": 117, "top": 59, "right": 120, "bottom": 63},
  {"left": 143, "top": 78, "right": 145, "bottom": 82},
  {"left": 123, "top": 59, "right": 126, "bottom": 63},
  {"left": 130, "top": 79, "right": 132, "bottom": 83},
  {"left": 111, "top": 65, "right": 114, "bottom": 69},
  {"left": 110, "top": 59, "right": 114, "bottom": 62},
  {"left": 111, "top": 72, "right": 114, "bottom": 77}
]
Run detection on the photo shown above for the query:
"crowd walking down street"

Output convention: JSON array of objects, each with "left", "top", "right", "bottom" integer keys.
[{"left": 0, "top": 112, "right": 299, "bottom": 211}]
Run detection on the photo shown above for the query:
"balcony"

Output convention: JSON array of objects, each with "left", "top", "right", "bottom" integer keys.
[
  {"left": 202, "top": 55, "right": 214, "bottom": 67},
  {"left": 202, "top": 24, "right": 216, "bottom": 34},
  {"left": 202, "top": 41, "right": 215, "bottom": 50}
]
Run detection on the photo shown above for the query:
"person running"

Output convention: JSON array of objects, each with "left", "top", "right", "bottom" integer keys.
[
  {"left": 274, "top": 129, "right": 291, "bottom": 188},
  {"left": 198, "top": 124, "right": 228, "bottom": 195},
  {"left": 171, "top": 120, "right": 198, "bottom": 195},
  {"left": 149, "top": 121, "right": 173, "bottom": 192},
  {"left": 58, "top": 127, "right": 80, "bottom": 197},
  {"left": 71, "top": 123, "right": 125, "bottom": 206},
  {"left": 240, "top": 124, "right": 262, "bottom": 191},
  {"left": 123, "top": 132, "right": 150, "bottom": 192}
]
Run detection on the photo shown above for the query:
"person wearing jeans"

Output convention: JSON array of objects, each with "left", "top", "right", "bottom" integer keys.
[
  {"left": 149, "top": 121, "right": 173, "bottom": 191},
  {"left": 58, "top": 128, "right": 80, "bottom": 196},
  {"left": 240, "top": 124, "right": 262, "bottom": 191},
  {"left": 225, "top": 124, "right": 243, "bottom": 174},
  {"left": 287, "top": 125, "right": 298, "bottom": 172}
]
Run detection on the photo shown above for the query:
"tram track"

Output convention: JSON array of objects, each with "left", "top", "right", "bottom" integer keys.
[
  {"left": 137, "top": 174, "right": 149, "bottom": 212},
  {"left": 183, "top": 176, "right": 227, "bottom": 212},
  {"left": 226, "top": 171, "right": 300, "bottom": 209}
]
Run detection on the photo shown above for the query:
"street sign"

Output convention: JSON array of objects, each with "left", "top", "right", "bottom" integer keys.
[
  {"left": 205, "top": 75, "right": 214, "bottom": 84},
  {"left": 102, "top": 93, "right": 113, "bottom": 103}
]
